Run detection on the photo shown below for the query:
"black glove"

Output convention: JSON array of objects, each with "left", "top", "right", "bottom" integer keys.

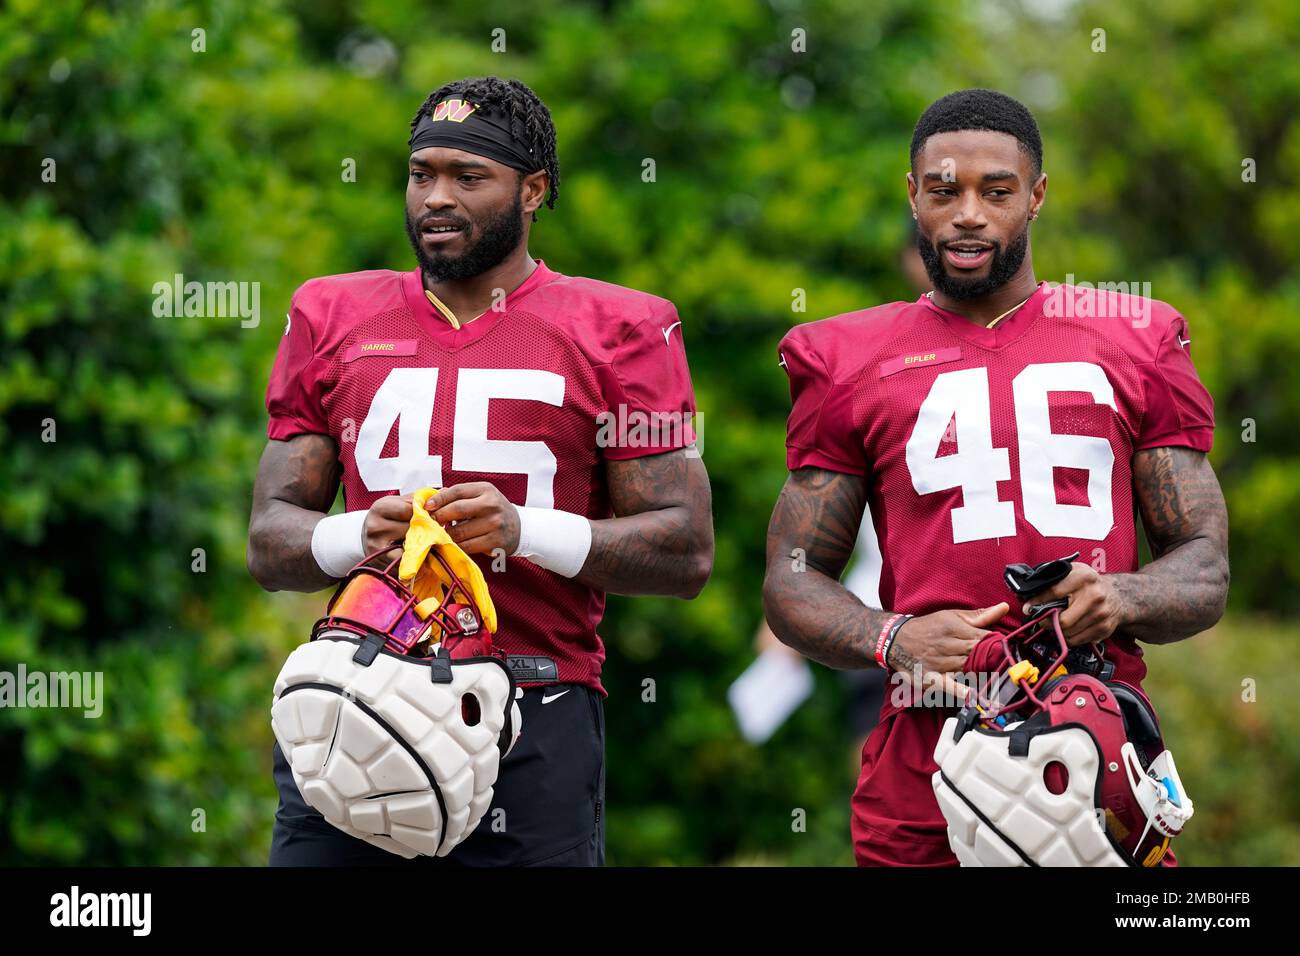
[{"left": 1003, "top": 552, "right": 1079, "bottom": 617}]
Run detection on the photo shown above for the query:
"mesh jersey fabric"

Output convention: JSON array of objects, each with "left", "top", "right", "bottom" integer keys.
[
  {"left": 778, "top": 282, "right": 1214, "bottom": 864},
  {"left": 265, "top": 261, "right": 698, "bottom": 693}
]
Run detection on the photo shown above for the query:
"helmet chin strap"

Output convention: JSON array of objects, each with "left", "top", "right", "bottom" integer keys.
[{"left": 1133, "top": 800, "right": 1158, "bottom": 860}]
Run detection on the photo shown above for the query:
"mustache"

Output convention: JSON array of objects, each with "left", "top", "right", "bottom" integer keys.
[
  {"left": 414, "top": 212, "right": 471, "bottom": 231},
  {"left": 938, "top": 235, "right": 1000, "bottom": 250}
]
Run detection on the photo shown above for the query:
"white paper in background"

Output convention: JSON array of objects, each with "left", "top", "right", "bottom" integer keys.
[
  {"left": 727, "top": 647, "right": 815, "bottom": 745},
  {"left": 842, "top": 499, "right": 882, "bottom": 608}
]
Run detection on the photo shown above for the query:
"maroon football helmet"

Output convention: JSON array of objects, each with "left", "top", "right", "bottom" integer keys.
[
  {"left": 943, "top": 605, "right": 1193, "bottom": 866},
  {"left": 311, "top": 543, "right": 491, "bottom": 658}
]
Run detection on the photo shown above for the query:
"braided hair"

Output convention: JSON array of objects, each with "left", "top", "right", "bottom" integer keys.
[{"left": 409, "top": 76, "right": 559, "bottom": 220}]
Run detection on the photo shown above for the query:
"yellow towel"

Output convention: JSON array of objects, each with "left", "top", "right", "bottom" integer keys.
[{"left": 399, "top": 488, "right": 498, "bottom": 636}]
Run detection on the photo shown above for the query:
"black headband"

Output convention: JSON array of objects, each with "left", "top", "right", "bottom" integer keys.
[{"left": 408, "top": 98, "right": 541, "bottom": 173}]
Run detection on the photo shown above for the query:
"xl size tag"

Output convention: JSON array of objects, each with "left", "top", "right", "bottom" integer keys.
[
  {"left": 343, "top": 339, "right": 418, "bottom": 363},
  {"left": 879, "top": 346, "right": 962, "bottom": 378},
  {"left": 506, "top": 655, "right": 560, "bottom": 683}
]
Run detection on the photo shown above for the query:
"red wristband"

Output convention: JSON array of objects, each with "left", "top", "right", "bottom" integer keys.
[{"left": 875, "top": 613, "right": 905, "bottom": 670}]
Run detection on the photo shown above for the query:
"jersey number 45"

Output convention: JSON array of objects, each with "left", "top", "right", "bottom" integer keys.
[{"left": 355, "top": 367, "right": 565, "bottom": 507}]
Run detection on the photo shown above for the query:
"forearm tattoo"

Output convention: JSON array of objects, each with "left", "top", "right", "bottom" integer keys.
[
  {"left": 762, "top": 468, "right": 895, "bottom": 669},
  {"left": 1111, "top": 447, "right": 1230, "bottom": 643}
]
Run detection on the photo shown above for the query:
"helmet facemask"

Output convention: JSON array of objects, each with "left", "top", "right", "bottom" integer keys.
[{"left": 312, "top": 542, "right": 488, "bottom": 658}]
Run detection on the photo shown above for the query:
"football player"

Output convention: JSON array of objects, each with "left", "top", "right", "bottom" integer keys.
[
  {"left": 762, "top": 89, "right": 1229, "bottom": 866},
  {"left": 248, "top": 76, "right": 714, "bottom": 866}
]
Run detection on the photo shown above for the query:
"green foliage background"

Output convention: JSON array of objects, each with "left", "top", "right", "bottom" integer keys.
[{"left": 1, "top": 0, "right": 1297, "bottom": 865}]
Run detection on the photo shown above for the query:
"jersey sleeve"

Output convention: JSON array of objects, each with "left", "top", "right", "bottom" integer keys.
[
  {"left": 594, "top": 301, "right": 697, "bottom": 460},
  {"left": 265, "top": 289, "right": 330, "bottom": 440},
  {"left": 779, "top": 326, "right": 868, "bottom": 475},
  {"left": 1134, "top": 310, "right": 1215, "bottom": 452}
]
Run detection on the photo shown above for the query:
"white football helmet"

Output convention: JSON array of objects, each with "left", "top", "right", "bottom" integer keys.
[
  {"left": 271, "top": 544, "right": 522, "bottom": 858},
  {"left": 932, "top": 605, "right": 1192, "bottom": 867}
]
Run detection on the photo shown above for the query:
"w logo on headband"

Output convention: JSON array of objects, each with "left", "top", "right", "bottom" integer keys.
[{"left": 432, "top": 99, "right": 477, "bottom": 123}]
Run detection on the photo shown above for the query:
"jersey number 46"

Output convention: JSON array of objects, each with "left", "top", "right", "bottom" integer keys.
[{"left": 905, "top": 362, "right": 1117, "bottom": 543}]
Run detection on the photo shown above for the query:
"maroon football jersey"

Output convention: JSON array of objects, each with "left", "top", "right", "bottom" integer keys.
[
  {"left": 265, "top": 261, "right": 697, "bottom": 694},
  {"left": 779, "top": 282, "right": 1214, "bottom": 865}
]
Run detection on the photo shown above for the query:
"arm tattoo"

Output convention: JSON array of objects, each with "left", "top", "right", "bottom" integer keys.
[
  {"left": 887, "top": 639, "right": 919, "bottom": 674},
  {"left": 1111, "top": 447, "right": 1230, "bottom": 643},
  {"left": 761, "top": 468, "right": 896, "bottom": 669},
  {"left": 247, "top": 435, "right": 342, "bottom": 592},
  {"left": 576, "top": 447, "right": 714, "bottom": 598}
]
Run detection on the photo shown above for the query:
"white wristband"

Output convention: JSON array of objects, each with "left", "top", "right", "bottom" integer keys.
[
  {"left": 513, "top": 506, "right": 592, "bottom": 578},
  {"left": 311, "top": 510, "right": 369, "bottom": 579}
]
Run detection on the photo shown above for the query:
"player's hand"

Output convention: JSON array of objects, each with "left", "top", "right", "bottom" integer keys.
[
  {"left": 1023, "top": 561, "right": 1122, "bottom": 647},
  {"left": 425, "top": 482, "right": 521, "bottom": 557},
  {"left": 885, "top": 603, "right": 1010, "bottom": 700},
  {"left": 363, "top": 494, "right": 414, "bottom": 553}
]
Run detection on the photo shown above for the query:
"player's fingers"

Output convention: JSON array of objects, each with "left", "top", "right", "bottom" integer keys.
[
  {"left": 929, "top": 663, "right": 972, "bottom": 686},
  {"left": 1024, "top": 564, "right": 1090, "bottom": 611},
  {"left": 950, "top": 621, "right": 996, "bottom": 647},
  {"left": 372, "top": 495, "right": 414, "bottom": 521},
  {"left": 424, "top": 483, "right": 482, "bottom": 513},
  {"left": 1058, "top": 590, "right": 1098, "bottom": 632},
  {"left": 443, "top": 516, "right": 496, "bottom": 545},
  {"left": 430, "top": 495, "right": 489, "bottom": 525},
  {"left": 890, "top": 665, "right": 926, "bottom": 697},
  {"left": 450, "top": 531, "right": 501, "bottom": 556},
  {"left": 917, "top": 671, "right": 971, "bottom": 704},
  {"left": 1067, "top": 620, "right": 1109, "bottom": 648},
  {"left": 960, "top": 602, "right": 1010, "bottom": 629},
  {"left": 946, "top": 673, "right": 973, "bottom": 702}
]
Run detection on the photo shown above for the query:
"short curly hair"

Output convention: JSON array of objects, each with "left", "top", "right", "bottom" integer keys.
[
  {"left": 409, "top": 76, "right": 559, "bottom": 218},
  {"left": 910, "top": 89, "right": 1043, "bottom": 176}
]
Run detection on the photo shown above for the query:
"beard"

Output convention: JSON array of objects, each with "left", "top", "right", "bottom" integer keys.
[
  {"left": 915, "top": 223, "right": 1029, "bottom": 301},
  {"left": 406, "top": 189, "right": 525, "bottom": 282}
]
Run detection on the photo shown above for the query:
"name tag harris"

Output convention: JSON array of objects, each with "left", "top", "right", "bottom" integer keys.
[{"left": 343, "top": 339, "right": 419, "bottom": 363}]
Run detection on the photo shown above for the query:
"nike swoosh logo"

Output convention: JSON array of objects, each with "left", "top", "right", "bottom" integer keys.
[
  {"left": 541, "top": 689, "right": 571, "bottom": 705},
  {"left": 661, "top": 321, "right": 682, "bottom": 345}
]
